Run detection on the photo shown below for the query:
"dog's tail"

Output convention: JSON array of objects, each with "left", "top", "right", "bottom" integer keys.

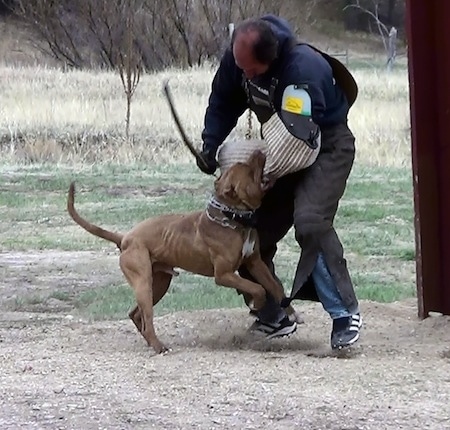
[{"left": 67, "top": 182, "right": 123, "bottom": 248}]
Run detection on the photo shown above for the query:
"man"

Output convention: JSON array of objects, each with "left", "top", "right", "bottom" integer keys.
[{"left": 197, "top": 15, "right": 361, "bottom": 350}]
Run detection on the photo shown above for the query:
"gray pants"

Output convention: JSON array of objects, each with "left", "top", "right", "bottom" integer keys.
[{"left": 240, "top": 122, "right": 359, "bottom": 321}]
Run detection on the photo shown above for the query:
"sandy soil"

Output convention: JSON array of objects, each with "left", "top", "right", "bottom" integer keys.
[{"left": 1, "top": 251, "right": 449, "bottom": 430}]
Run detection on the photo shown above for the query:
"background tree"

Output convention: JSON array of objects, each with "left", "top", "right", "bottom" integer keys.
[
  {"left": 116, "top": 0, "right": 142, "bottom": 141},
  {"left": 0, "top": 0, "right": 15, "bottom": 15},
  {"left": 344, "top": 0, "right": 400, "bottom": 68},
  {"left": 15, "top": 0, "right": 397, "bottom": 71}
]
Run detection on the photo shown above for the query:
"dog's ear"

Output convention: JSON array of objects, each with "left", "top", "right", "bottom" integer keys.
[{"left": 247, "top": 150, "right": 266, "bottom": 184}]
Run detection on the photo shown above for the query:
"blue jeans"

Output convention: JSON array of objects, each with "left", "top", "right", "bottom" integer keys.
[
  {"left": 257, "top": 252, "right": 357, "bottom": 324},
  {"left": 312, "top": 253, "right": 357, "bottom": 319}
]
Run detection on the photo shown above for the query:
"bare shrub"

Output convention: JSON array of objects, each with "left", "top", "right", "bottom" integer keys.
[
  {"left": 13, "top": 0, "right": 328, "bottom": 70},
  {"left": 116, "top": 0, "right": 142, "bottom": 140},
  {"left": 15, "top": 0, "right": 86, "bottom": 68},
  {"left": 344, "top": 0, "right": 399, "bottom": 68}
]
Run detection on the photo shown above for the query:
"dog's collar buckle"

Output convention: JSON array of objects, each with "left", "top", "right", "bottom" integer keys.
[
  {"left": 223, "top": 209, "right": 258, "bottom": 228},
  {"left": 206, "top": 196, "right": 257, "bottom": 229}
]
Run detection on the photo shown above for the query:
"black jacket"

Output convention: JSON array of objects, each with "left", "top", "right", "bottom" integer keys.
[{"left": 201, "top": 14, "right": 350, "bottom": 153}]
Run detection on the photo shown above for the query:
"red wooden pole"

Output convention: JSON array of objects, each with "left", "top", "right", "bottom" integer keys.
[{"left": 405, "top": 0, "right": 450, "bottom": 317}]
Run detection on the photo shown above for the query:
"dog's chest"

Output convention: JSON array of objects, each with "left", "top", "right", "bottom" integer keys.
[{"left": 242, "top": 231, "right": 256, "bottom": 258}]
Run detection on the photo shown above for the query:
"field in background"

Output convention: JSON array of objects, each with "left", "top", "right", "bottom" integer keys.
[
  {"left": 0, "top": 162, "right": 415, "bottom": 319},
  {"left": 0, "top": 56, "right": 415, "bottom": 318},
  {"left": 5, "top": 19, "right": 449, "bottom": 430},
  {"left": 0, "top": 59, "right": 411, "bottom": 168}
]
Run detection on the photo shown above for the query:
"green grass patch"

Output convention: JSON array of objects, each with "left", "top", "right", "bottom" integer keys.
[
  {"left": 0, "top": 162, "right": 211, "bottom": 251},
  {"left": 74, "top": 274, "right": 246, "bottom": 320},
  {"left": 354, "top": 277, "right": 416, "bottom": 302},
  {"left": 75, "top": 284, "right": 136, "bottom": 320},
  {"left": 0, "top": 162, "right": 417, "bottom": 317},
  {"left": 49, "top": 291, "right": 72, "bottom": 301}
]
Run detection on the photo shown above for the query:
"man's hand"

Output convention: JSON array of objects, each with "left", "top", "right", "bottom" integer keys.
[{"left": 197, "top": 147, "right": 218, "bottom": 175}]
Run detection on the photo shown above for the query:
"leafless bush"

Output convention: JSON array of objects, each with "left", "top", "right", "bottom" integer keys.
[
  {"left": 12, "top": 0, "right": 323, "bottom": 141},
  {"left": 343, "top": 0, "right": 404, "bottom": 34},
  {"left": 15, "top": 0, "right": 86, "bottom": 68},
  {"left": 117, "top": 0, "right": 142, "bottom": 140},
  {"left": 13, "top": 0, "right": 325, "bottom": 71},
  {"left": 344, "top": 0, "right": 399, "bottom": 68}
]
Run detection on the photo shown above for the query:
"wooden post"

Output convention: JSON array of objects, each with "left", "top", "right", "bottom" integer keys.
[
  {"left": 387, "top": 26, "right": 397, "bottom": 71},
  {"left": 228, "top": 23, "right": 235, "bottom": 40},
  {"left": 406, "top": 0, "right": 450, "bottom": 318}
]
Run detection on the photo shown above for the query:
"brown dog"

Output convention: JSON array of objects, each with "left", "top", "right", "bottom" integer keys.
[{"left": 67, "top": 150, "right": 290, "bottom": 354}]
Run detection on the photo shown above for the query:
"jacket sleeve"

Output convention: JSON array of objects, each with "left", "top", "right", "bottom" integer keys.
[
  {"left": 201, "top": 50, "right": 248, "bottom": 154},
  {"left": 281, "top": 47, "right": 331, "bottom": 124}
]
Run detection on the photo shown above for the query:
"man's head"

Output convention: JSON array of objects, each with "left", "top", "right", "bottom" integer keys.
[{"left": 232, "top": 18, "right": 278, "bottom": 79}]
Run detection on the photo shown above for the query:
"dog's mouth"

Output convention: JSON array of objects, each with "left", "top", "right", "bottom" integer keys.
[{"left": 239, "top": 182, "right": 266, "bottom": 211}]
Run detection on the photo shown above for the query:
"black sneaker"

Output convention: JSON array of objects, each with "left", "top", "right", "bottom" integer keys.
[
  {"left": 250, "top": 316, "right": 297, "bottom": 339},
  {"left": 331, "top": 314, "right": 362, "bottom": 350}
]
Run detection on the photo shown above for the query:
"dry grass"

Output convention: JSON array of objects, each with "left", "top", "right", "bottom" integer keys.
[
  {"left": 350, "top": 67, "right": 411, "bottom": 167},
  {"left": 0, "top": 60, "right": 411, "bottom": 167}
]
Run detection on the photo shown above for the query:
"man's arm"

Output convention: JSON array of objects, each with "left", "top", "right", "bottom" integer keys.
[
  {"left": 281, "top": 46, "right": 332, "bottom": 124},
  {"left": 199, "top": 50, "right": 248, "bottom": 173}
]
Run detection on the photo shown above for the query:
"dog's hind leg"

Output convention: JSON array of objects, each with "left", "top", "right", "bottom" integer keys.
[
  {"left": 128, "top": 269, "right": 173, "bottom": 333},
  {"left": 128, "top": 306, "right": 143, "bottom": 333},
  {"left": 120, "top": 244, "right": 168, "bottom": 354}
]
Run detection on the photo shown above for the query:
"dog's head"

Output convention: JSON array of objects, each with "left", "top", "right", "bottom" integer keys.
[{"left": 214, "top": 149, "right": 267, "bottom": 210}]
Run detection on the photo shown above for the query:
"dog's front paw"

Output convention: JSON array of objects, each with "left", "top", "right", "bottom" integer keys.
[{"left": 286, "top": 306, "right": 305, "bottom": 324}]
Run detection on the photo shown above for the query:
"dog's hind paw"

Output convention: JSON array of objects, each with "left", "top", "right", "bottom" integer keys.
[{"left": 153, "top": 342, "right": 171, "bottom": 355}]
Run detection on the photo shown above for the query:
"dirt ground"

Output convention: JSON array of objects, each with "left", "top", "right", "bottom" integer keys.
[{"left": 1, "top": 251, "right": 450, "bottom": 430}]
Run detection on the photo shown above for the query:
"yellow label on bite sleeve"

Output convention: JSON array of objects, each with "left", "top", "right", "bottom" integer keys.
[{"left": 283, "top": 96, "right": 303, "bottom": 114}]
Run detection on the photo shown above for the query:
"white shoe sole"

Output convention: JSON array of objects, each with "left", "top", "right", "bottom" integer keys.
[{"left": 265, "top": 323, "right": 297, "bottom": 339}]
